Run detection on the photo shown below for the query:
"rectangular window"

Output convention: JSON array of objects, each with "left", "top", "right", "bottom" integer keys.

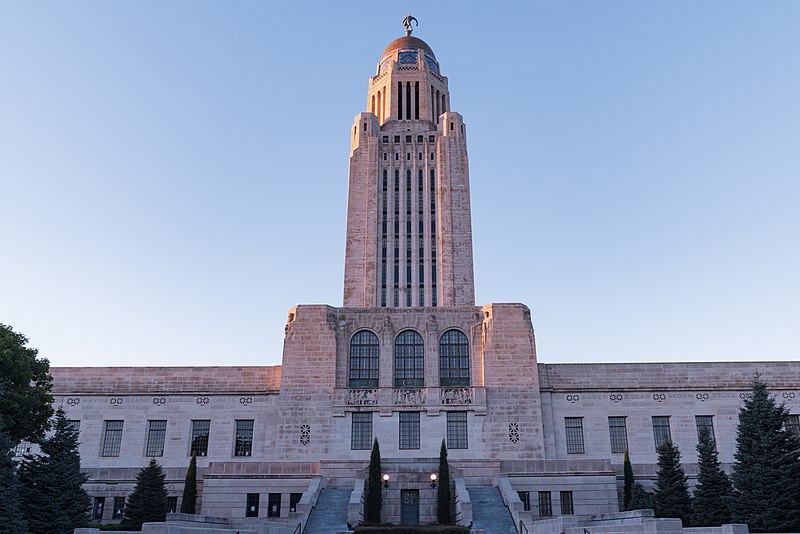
[
  {"left": 565, "top": 417, "right": 585, "bottom": 454},
  {"left": 447, "top": 411, "right": 468, "bottom": 449},
  {"left": 190, "top": 420, "right": 210, "bottom": 457},
  {"left": 518, "top": 491, "right": 531, "bottom": 512},
  {"left": 246, "top": 493, "right": 260, "bottom": 518},
  {"left": 608, "top": 416, "right": 629, "bottom": 454},
  {"left": 267, "top": 493, "right": 281, "bottom": 518},
  {"left": 112, "top": 497, "right": 125, "bottom": 520},
  {"left": 13, "top": 441, "right": 31, "bottom": 457},
  {"left": 785, "top": 415, "right": 800, "bottom": 437},
  {"left": 351, "top": 412, "right": 373, "bottom": 450},
  {"left": 145, "top": 420, "right": 167, "bottom": 457},
  {"left": 235, "top": 420, "right": 254, "bottom": 456},
  {"left": 102, "top": 421, "right": 124, "bottom": 457},
  {"left": 652, "top": 416, "right": 671, "bottom": 450},
  {"left": 167, "top": 496, "right": 178, "bottom": 514},
  {"left": 538, "top": 491, "right": 552, "bottom": 516},
  {"left": 560, "top": 491, "right": 574, "bottom": 515},
  {"left": 695, "top": 415, "right": 715, "bottom": 441},
  {"left": 93, "top": 497, "right": 105, "bottom": 520},
  {"left": 399, "top": 411, "right": 420, "bottom": 450},
  {"left": 68, "top": 420, "right": 81, "bottom": 434},
  {"left": 289, "top": 493, "right": 303, "bottom": 513}
]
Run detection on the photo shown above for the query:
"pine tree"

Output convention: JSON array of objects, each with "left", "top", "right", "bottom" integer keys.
[
  {"left": 122, "top": 458, "right": 169, "bottom": 531},
  {"left": 628, "top": 482, "right": 652, "bottom": 511},
  {"left": 365, "top": 438, "right": 382, "bottom": 524},
  {"left": 730, "top": 377, "right": 800, "bottom": 532},
  {"left": 691, "top": 426, "right": 732, "bottom": 526},
  {"left": 653, "top": 440, "right": 692, "bottom": 526},
  {"left": 17, "top": 408, "right": 90, "bottom": 534},
  {"left": 623, "top": 450, "right": 634, "bottom": 510},
  {"left": 180, "top": 453, "right": 197, "bottom": 514},
  {"left": 437, "top": 439, "right": 451, "bottom": 524},
  {"left": 0, "top": 426, "right": 28, "bottom": 534}
]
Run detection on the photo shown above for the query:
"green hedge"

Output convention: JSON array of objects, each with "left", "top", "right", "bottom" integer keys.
[{"left": 354, "top": 526, "right": 469, "bottom": 534}]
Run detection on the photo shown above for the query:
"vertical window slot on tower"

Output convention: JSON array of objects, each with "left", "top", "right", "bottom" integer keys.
[
  {"left": 406, "top": 81, "right": 411, "bottom": 120},
  {"left": 398, "top": 82, "right": 403, "bottom": 120},
  {"left": 414, "top": 81, "right": 420, "bottom": 120}
]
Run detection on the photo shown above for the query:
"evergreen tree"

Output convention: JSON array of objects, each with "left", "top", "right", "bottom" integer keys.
[
  {"left": 0, "top": 425, "right": 28, "bottom": 534},
  {"left": 122, "top": 458, "right": 169, "bottom": 531},
  {"left": 653, "top": 440, "right": 692, "bottom": 526},
  {"left": 730, "top": 377, "right": 800, "bottom": 532},
  {"left": 628, "top": 482, "right": 652, "bottom": 511},
  {"left": 623, "top": 450, "right": 634, "bottom": 510},
  {"left": 365, "top": 438, "right": 382, "bottom": 524},
  {"left": 17, "top": 408, "right": 90, "bottom": 534},
  {"left": 437, "top": 439, "right": 451, "bottom": 524},
  {"left": 180, "top": 453, "right": 197, "bottom": 514},
  {"left": 691, "top": 426, "right": 732, "bottom": 526}
]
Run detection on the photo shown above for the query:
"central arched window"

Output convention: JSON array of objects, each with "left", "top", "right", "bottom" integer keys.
[
  {"left": 349, "top": 330, "right": 379, "bottom": 388},
  {"left": 440, "top": 329, "right": 470, "bottom": 386},
  {"left": 394, "top": 330, "right": 424, "bottom": 387}
]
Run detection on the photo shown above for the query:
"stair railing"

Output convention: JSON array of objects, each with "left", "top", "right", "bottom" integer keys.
[{"left": 519, "top": 519, "right": 529, "bottom": 534}]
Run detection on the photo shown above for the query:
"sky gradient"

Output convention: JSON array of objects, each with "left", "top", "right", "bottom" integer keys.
[{"left": 1, "top": 2, "right": 798, "bottom": 367}]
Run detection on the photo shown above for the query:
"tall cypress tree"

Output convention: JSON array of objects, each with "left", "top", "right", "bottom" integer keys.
[
  {"left": 653, "top": 440, "right": 692, "bottom": 526},
  {"left": 17, "top": 408, "right": 90, "bottom": 534},
  {"left": 180, "top": 453, "right": 197, "bottom": 514},
  {"left": 0, "top": 426, "right": 28, "bottom": 534},
  {"left": 122, "top": 458, "right": 169, "bottom": 531},
  {"left": 691, "top": 426, "right": 732, "bottom": 526},
  {"left": 623, "top": 450, "right": 634, "bottom": 510},
  {"left": 730, "top": 377, "right": 800, "bottom": 532},
  {"left": 437, "top": 439, "right": 451, "bottom": 524},
  {"left": 365, "top": 438, "right": 382, "bottom": 524}
]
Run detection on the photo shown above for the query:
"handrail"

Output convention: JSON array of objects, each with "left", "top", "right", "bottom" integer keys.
[
  {"left": 519, "top": 519, "right": 529, "bottom": 534},
  {"left": 294, "top": 521, "right": 302, "bottom": 534}
]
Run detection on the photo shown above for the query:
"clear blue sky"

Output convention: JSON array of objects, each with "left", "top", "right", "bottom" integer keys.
[{"left": 1, "top": 2, "right": 798, "bottom": 367}]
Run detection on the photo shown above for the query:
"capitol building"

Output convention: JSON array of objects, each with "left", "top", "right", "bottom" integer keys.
[{"left": 37, "top": 20, "right": 799, "bottom": 533}]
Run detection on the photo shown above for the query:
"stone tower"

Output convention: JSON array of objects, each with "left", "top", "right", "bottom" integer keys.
[{"left": 343, "top": 23, "right": 475, "bottom": 308}]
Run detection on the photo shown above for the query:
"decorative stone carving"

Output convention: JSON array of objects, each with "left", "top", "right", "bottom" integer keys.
[
  {"left": 195, "top": 397, "right": 210, "bottom": 406},
  {"left": 66, "top": 397, "right": 80, "bottom": 406},
  {"left": 609, "top": 393, "right": 624, "bottom": 403},
  {"left": 300, "top": 424, "right": 310, "bottom": 446},
  {"left": 239, "top": 396, "right": 253, "bottom": 405},
  {"left": 783, "top": 392, "right": 796, "bottom": 400},
  {"left": 696, "top": 392, "right": 709, "bottom": 401},
  {"left": 152, "top": 397, "right": 167, "bottom": 406},
  {"left": 382, "top": 315, "right": 394, "bottom": 336},
  {"left": 653, "top": 393, "right": 666, "bottom": 402},
  {"left": 109, "top": 397, "right": 123, "bottom": 406},
  {"left": 566, "top": 394, "right": 580, "bottom": 403},
  {"left": 394, "top": 388, "right": 426, "bottom": 406},
  {"left": 347, "top": 389, "right": 379, "bottom": 406},
  {"left": 441, "top": 388, "right": 474, "bottom": 405}
]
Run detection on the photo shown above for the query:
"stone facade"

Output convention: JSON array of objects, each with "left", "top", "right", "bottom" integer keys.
[{"left": 31, "top": 24, "right": 799, "bottom": 530}]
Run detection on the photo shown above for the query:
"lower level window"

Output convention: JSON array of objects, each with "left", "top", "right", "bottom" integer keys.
[
  {"left": 167, "top": 496, "right": 178, "bottom": 513},
  {"left": 246, "top": 493, "right": 259, "bottom": 518},
  {"left": 560, "top": 491, "right": 574, "bottom": 515},
  {"left": 268, "top": 493, "right": 281, "bottom": 518},
  {"left": 446, "top": 411, "right": 468, "bottom": 449},
  {"left": 351, "top": 412, "right": 373, "bottom": 450},
  {"left": 93, "top": 497, "right": 105, "bottom": 520},
  {"left": 518, "top": 491, "right": 531, "bottom": 511},
  {"left": 538, "top": 491, "right": 552, "bottom": 516},
  {"left": 399, "top": 412, "right": 420, "bottom": 450},
  {"left": 112, "top": 497, "right": 125, "bottom": 520},
  {"left": 786, "top": 415, "right": 800, "bottom": 436},
  {"left": 289, "top": 493, "right": 303, "bottom": 513}
]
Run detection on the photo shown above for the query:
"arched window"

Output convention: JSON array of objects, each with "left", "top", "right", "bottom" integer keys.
[
  {"left": 395, "top": 330, "right": 424, "bottom": 387},
  {"left": 349, "top": 330, "right": 379, "bottom": 388},
  {"left": 440, "top": 329, "right": 470, "bottom": 386}
]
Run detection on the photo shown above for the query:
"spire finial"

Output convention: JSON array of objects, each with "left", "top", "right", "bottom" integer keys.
[{"left": 402, "top": 14, "right": 418, "bottom": 37}]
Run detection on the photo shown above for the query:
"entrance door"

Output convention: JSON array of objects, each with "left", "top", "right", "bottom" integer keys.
[{"left": 400, "top": 489, "right": 419, "bottom": 525}]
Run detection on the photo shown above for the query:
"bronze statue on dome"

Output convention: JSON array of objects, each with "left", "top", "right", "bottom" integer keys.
[{"left": 402, "top": 14, "right": 418, "bottom": 36}]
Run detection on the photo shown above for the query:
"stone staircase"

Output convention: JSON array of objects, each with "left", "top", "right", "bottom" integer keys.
[
  {"left": 304, "top": 488, "right": 351, "bottom": 534},
  {"left": 468, "top": 487, "right": 517, "bottom": 534}
]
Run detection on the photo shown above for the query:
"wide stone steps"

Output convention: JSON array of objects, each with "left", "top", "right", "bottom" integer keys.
[
  {"left": 304, "top": 488, "right": 351, "bottom": 534},
  {"left": 468, "top": 487, "right": 517, "bottom": 534}
]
